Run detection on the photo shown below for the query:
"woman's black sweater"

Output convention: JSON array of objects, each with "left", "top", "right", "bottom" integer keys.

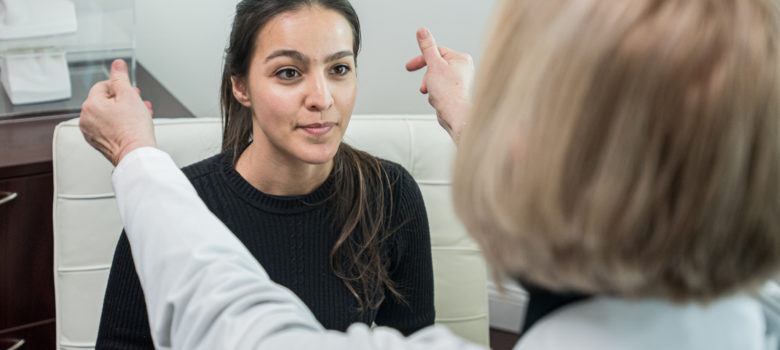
[{"left": 96, "top": 152, "right": 435, "bottom": 349}]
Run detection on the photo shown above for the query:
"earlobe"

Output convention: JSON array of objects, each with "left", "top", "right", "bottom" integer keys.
[{"left": 231, "top": 76, "right": 252, "bottom": 107}]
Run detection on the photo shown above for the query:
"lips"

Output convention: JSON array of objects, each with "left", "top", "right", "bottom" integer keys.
[{"left": 298, "top": 122, "right": 336, "bottom": 137}]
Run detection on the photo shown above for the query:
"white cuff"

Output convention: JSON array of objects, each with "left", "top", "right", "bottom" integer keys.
[{"left": 112, "top": 147, "right": 171, "bottom": 185}]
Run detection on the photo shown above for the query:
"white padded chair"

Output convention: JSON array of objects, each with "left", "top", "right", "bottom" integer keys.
[{"left": 52, "top": 115, "right": 489, "bottom": 349}]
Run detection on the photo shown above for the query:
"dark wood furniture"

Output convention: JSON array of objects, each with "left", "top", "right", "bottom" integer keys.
[
  {"left": 490, "top": 328, "right": 521, "bottom": 350},
  {"left": 0, "top": 63, "right": 192, "bottom": 350}
]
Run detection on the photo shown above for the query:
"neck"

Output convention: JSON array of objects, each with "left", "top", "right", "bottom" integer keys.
[{"left": 235, "top": 140, "right": 333, "bottom": 197}]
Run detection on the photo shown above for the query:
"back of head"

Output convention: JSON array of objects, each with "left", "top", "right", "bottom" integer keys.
[{"left": 455, "top": 0, "right": 780, "bottom": 301}]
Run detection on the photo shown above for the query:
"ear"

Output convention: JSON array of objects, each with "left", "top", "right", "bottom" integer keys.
[{"left": 231, "top": 76, "right": 252, "bottom": 107}]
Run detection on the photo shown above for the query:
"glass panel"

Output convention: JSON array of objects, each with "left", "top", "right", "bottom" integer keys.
[{"left": 0, "top": 0, "right": 135, "bottom": 118}]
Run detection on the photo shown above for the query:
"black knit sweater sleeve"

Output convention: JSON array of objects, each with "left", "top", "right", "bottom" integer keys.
[
  {"left": 95, "top": 232, "right": 154, "bottom": 350},
  {"left": 374, "top": 162, "right": 436, "bottom": 335}
]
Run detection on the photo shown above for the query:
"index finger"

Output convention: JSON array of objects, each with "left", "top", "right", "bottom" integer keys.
[
  {"left": 405, "top": 55, "right": 427, "bottom": 71},
  {"left": 416, "top": 28, "right": 445, "bottom": 66}
]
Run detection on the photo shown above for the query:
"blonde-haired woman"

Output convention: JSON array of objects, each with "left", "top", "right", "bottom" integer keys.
[
  {"left": 79, "top": 0, "right": 780, "bottom": 349},
  {"left": 450, "top": 0, "right": 780, "bottom": 347}
]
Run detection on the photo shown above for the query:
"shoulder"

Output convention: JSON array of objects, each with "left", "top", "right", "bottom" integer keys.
[
  {"left": 181, "top": 152, "right": 226, "bottom": 182},
  {"left": 517, "top": 295, "right": 766, "bottom": 350},
  {"left": 180, "top": 152, "right": 232, "bottom": 199},
  {"left": 517, "top": 298, "right": 633, "bottom": 350},
  {"left": 377, "top": 159, "right": 417, "bottom": 192},
  {"left": 376, "top": 159, "right": 425, "bottom": 212}
]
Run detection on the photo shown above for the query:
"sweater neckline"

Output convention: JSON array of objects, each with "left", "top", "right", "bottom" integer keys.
[{"left": 219, "top": 151, "right": 335, "bottom": 214}]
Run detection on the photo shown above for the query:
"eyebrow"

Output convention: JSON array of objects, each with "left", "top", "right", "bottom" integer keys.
[
  {"left": 264, "top": 50, "right": 354, "bottom": 64},
  {"left": 325, "top": 51, "right": 354, "bottom": 62}
]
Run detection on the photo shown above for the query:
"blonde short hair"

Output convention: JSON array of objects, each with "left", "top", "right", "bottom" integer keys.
[{"left": 455, "top": 0, "right": 780, "bottom": 301}]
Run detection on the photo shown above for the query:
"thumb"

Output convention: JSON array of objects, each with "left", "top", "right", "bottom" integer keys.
[
  {"left": 416, "top": 28, "right": 444, "bottom": 66},
  {"left": 109, "top": 59, "right": 134, "bottom": 96}
]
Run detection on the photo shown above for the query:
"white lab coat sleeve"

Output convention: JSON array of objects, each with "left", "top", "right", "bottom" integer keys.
[
  {"left": 111, "top": 147, "right": 486, "bottom": 350},
  {"left": 757, "top": 282, "right": 780, "bottom": 349}
]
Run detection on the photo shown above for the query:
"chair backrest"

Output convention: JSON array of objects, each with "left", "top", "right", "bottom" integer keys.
[{"left": 52, "top": 115, "right": 489, "bottom": 349}]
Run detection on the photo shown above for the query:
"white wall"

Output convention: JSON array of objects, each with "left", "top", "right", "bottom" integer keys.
[
  {"left": 134, "top": 0, "right": 238, "bottom": 118},
  {"left": 350, "top": 0, "right": 497, "bottom": 114},
  {"left": 134, "top": 0, "right": 498, "bottom": 118}
]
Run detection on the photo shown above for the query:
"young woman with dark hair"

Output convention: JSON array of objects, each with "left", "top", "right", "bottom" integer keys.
[{"left": 95, "top": 1, "right": 434, "bottom": 348}]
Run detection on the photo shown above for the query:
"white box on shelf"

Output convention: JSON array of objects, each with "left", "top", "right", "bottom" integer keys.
[
  {"left": 0, "top": 50, "right": 72, "bottom": 105},
  {"left": 0, "top": 0, "right": 78, "bottom": 40}
]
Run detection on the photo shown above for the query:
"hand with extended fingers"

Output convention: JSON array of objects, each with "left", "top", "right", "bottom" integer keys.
[{"left": 406, "top": 28, "right": 475, "bottom": 143}]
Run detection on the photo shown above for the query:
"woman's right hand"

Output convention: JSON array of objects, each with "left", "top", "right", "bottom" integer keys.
[{"left": 406, "top": 28, "right": 475, "bottom": 144}]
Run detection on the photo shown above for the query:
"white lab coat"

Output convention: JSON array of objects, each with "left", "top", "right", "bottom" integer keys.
[
  {"left": 516, "top": 295, "right": 771, "bottom": 350},
  {"left": 113, "top": 147, "right": 774, "bottom": 350}
]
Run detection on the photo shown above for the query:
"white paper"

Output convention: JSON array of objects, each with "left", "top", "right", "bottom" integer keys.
[{"left": 1, "top": 50, "right": 72, "bottom": 104}]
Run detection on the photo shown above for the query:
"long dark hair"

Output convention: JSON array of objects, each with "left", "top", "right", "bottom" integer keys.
[{"left": 220, "top": 0, "right": 403, "bottom": 311}]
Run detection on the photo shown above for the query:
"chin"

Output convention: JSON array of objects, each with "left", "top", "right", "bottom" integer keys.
[{"left": 294, "top": 144, "right": 340, "bottom": 165}]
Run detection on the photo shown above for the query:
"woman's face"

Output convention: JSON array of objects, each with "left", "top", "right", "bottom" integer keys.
[{"left": 233, "top": 6, "right": 357, "bottom": 165}]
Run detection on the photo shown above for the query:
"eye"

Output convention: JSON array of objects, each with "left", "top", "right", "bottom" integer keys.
[
  {"left": 331, "top": 64, "right": 352, "bottom": 76},
  {"left": 275, "top": 68, "right": 301, "bottom": 80}
]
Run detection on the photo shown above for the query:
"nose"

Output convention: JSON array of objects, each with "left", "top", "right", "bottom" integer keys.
[{"left": 304, "top": 73, "right": 334, "bottom": 112}]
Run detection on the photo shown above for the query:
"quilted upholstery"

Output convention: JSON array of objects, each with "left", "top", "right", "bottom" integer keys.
[{"left": 52, "top": 115, "right": 489, "bottom": 349}]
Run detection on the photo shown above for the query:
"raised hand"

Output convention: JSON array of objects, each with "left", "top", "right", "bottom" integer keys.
[
  {"left": 79, "top": 59, "right": 157, "bottom": 166},
  {"left": 406, "top": 28, "right": 474, "bottom": 143}
]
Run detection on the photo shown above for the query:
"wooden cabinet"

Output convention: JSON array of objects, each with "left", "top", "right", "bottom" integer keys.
[
  {"left": 0, "top": 320, "right": 55, "bottom": 350},
  {"left": 0, "top": 174, "right": 56, "bottom": 350},
  {"left": 0, "top": 117, "right": 64, "bottom": 350},
  {"left": 0, "top": 64, "right": 192, "bottom": 349}
]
